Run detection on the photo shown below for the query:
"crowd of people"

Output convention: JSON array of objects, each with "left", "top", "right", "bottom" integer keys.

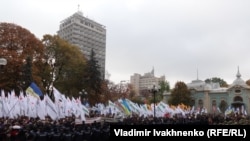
[
  {"left": 0, "top": 115, "right": 109, "bottom": 141},
  {"left": 0, "top": 111, "right": 250, "bottom": 141}
]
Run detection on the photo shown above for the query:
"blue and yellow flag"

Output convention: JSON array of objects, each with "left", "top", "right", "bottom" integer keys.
[{"left": 25, "top": 82, "right": 43, "bottom": 99}]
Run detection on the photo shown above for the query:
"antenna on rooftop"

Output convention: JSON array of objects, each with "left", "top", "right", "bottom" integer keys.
[
  {"left": 77, "top": 4, "right": 83, "bottom": 15},
  {"left": 197, "top": 68, "right": 199, "bottom": 80}
]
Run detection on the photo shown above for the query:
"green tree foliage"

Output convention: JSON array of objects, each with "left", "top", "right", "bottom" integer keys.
[
  {"left": 41, "top": 34, "right": 87, "bottom": 98},
  {"left": 168, "top": 81, "right": 192, "bottom": 106},
  {"left": 0, "top": 22, "right": 44, "bottom": 93},
  {"left": 84, "top": 49, "right": 102, "bottom": 105},
  {"left": 20, "top": 56, "right": 33, "bottom": 91},
  {"left": 131, "top": 96, "right": 145, "bottom": 105},
  {"left": 144, "top": 81, "right": 170, "bottom": 104},
  {"left": 160, "top": 80, "right": 170, "bottom": 92},
  {"left": 148, "top": 90, "right": 161, "bottom": 104},
  {"left": 205, "top": 77, "right": 228, "bottom": 87},
  {"left": 157, "top": 80, "right": 170, "bottom": 100}
]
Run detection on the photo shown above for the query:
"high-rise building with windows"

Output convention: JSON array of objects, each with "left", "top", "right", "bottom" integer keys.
[
  {"left": 57, "top": 10, "right": 106, "bottom": 79},
  {"left": 130, "top": 68, "right": 166, "bottom": 96}
]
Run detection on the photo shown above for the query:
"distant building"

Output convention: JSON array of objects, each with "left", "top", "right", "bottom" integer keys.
[
  {"left": 163, "top": 67, "right": 250, "bottom": 114},
  {"left": 57, "top": 10, "right": 106, "bottom": 79},
  {"left": 130, "top": 68, "right": 165, "bottom": 96}
]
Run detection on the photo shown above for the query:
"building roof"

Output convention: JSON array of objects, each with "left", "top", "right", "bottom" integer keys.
[
  {"left": 187, "top": 79, "right": 206, "bottom": 91},
  {"left": 228, "top": 67, "right": 250, "bottom": 89},
  {"left": 187, "top": 67, "right": 250, "bottom": 91}
]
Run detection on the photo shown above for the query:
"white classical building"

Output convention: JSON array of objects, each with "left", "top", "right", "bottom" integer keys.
[
  {"left": 163, "top": 67, "right": 250, "bottom": 114},
  {"left": 130, "top": 68, "right": 165, "bottom": 96}
]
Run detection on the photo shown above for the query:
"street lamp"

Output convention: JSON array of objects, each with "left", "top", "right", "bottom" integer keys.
[
  {"left": 79, "top": 89, "right": 88, "bottom": 106},
  {"left": 0, "top": 58, "right": 7, "bottom": 92},
  {"left": 0, "top": 58, "right": 7, "bottom": 78},
  {"left": 0, "top": 58, "right": 7, "bottom": 70},
  {"left": 149, "top": 84, "right": 159, "bottom": 120}
]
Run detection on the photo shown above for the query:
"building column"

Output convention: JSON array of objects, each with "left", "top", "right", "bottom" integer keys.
[{"left": 204, "top": 91, "right": 210, "bottom": 112}]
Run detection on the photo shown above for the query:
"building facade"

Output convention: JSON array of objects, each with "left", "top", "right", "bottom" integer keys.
[
  {"left": 130, "top": 68, "right": 165, "bottom": 96},
  {"left": 57, "top": 11, "right": 106, "bottom": 79},
  {"left": 163, "top": 68, "right": 250, "bottom": 114}
]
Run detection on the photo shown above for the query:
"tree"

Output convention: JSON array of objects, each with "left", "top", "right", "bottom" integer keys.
[
  {"left": 83, "top": 49, "right": 103, "bottom": 105},
  {"left": 131, "top": 96, "right": 145, "bottom": 104},
  {"left": 97, "top": 79, "right": 129, "bottom": 104},
  {"left": 0, "top": 22, "right": 44, "bottom": 93},
  {"left": 157, "top": 80, "right": 170, "bottom": 100},
  {"left": 127, "top": 83, "right": 136, "bottom": 99},
  {"left": 205, "top": 77, "right": 228, "bottom": 87},
  {"left": 19, "top": 56, "right": 33, "bottom": 92},
  {"left": 144, "top": 81, "right": 170, "bottom": 104},
  {"left": 103, "top": 80, "right": 121, "bottom": 102},
  {"left": 168, "top": 81, "right": 192, "bottom": 106},
  {"left": 140, "top": 89, "right": 151, "bottom": 101},
  {"left": 42, "top": 34, "right": 87, "bottom": 98},
  {"left": 98, "top": 80, "right": 111, "bottom": 104},
  {"left": 246, "top": 79, "right": 250, "bottom": 86}
]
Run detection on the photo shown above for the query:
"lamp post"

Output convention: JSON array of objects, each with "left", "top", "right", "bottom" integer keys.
[
  {"left": 149, "top": 84, "right": 158, "bottom": 120},
  {"left": 79, "top": 89, "right": 88, "bottom": 106},
  {"left": 0, "top": 58, "right": 7, "bottom": 92},
  {"left": 0, "top": 58, "right": 7, "bottom": 79},
  {"left": 0, "top": 58, "right": 7, "bottom": 70}
]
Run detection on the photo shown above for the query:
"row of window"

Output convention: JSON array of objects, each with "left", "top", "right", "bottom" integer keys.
[{"left": 195, "top": 96, "right": 243, "bottom": 108}]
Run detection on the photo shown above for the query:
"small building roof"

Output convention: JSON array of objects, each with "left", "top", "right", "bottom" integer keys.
[
  {"left": 228, "top": 67, "right": 250, "bottom": 89},
  {"left": 187, "top": 67, "right": 250, "bottom": 91}
]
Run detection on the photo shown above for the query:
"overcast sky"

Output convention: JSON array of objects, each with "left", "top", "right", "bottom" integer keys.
[{"left": 1, "top": 0, "right": 250, "bottom": 88}]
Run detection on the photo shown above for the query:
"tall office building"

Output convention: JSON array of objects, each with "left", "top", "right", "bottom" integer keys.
[
  {"left": 130, "top": 68, "right": 166, "bottom": 96},
  {"left": 57, "top": 10, "right": 106, "bottom": 79}
]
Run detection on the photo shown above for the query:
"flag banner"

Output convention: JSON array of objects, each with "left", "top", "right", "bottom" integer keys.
[{"left": 26, "top": 82, "right": 43, "bottom": 99}]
